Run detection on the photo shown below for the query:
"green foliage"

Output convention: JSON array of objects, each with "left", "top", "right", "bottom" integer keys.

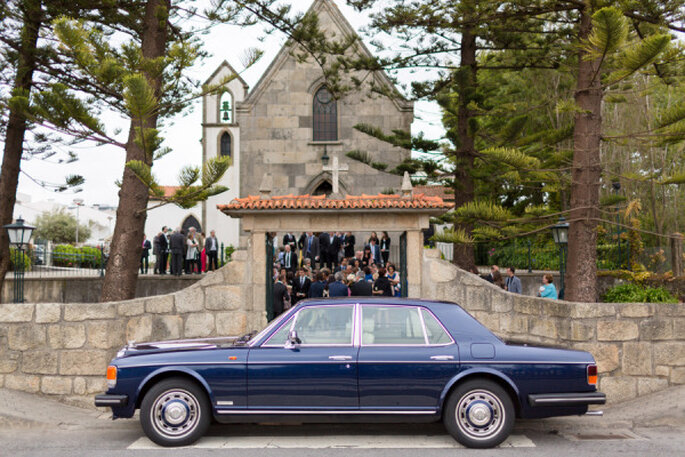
[
  {"left": 346, "top": 150, "right": 371, "bottom": 165},
  {"left": 33, "top": 210, "right": 91, "bottom": 244},
  {"left": 9, "top": 247, "right": 32, "bottom": 272},
  {"left": 602, "top": 283, "right": 677, "bottom": 303},
  {"left": 584, "top": 8, "right": 628, "bottom": 62},
  {"left": 371, "top": 162, "right": 388, "bottom": 171},
  {"left": 51, "top": 244, "right": 102, "bottom": 268}
]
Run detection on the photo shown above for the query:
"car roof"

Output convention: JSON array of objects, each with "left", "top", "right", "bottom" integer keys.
[{"left": 295, "top": 297, "right": 458, "bottom": 308}]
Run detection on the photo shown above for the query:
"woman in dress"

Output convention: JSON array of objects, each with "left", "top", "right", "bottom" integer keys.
[
  {"left": 361, "top": 246, "right": 372, "bottom": 267},
  {"left": 185, "top": 233, "right": 198, "bottom": 274},
  {"left": 367, "top": 231, "right": 379, "bottom": 246},
  {"left": 386, "top": 263, "right": 401, "bottom": 297},
  {"left": 380, "top": 231, "right": 391, "bottom": 266},
  {"left": 537, "top": 273, "right": 558, "bottom": 299},
  {"left": 372, "top": 267, "right": 393, "bottom": 296}
]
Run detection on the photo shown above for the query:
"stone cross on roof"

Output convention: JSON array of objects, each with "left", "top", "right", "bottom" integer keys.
[{"left": 323, "top": 156, "right": 349, "bottom": 197}]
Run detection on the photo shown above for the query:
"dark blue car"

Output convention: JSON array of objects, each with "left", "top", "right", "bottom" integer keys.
[{"left": 95, "top": 298, "right": 605, "bottom": 448}]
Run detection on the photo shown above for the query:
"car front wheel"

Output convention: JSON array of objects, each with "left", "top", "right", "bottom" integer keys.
[
  {"left": 443, "top": 379, "right": 514, "bottom": 449},
  {"left": 140, "top": 377, "right": 211, "bottom": 447}
]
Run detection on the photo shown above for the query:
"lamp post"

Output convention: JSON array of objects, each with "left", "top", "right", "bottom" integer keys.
[
  {"left": 73, "top": 198, "right": 84, "bottom": 244},
  {"left": 4, "top": 217, "right": 35, "bottom": 303},
  {"left": 551, "top": 216, "right": 569, "bottom": 299}
]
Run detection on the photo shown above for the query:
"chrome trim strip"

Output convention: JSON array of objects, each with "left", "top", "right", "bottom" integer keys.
[
  {"left": 532, "top": 397, "right": 605, "bottom": 404},
  {"left": 417, "top": 307, "right": 429, "bottom": 345},
  {"left": 215, "top": 409, "right": 437, "bottom": 415},
  {"left": 462, "top": 360, "right": 590, "bottom": 365},
  {"left": 121, "top": 361, "right": 245, "bottom": 368}
]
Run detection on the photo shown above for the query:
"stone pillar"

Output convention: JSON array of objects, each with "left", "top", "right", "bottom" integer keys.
[
  {"left": 406, "top": 230, "right": 422, "bottom": 297},
  {"left": 671, "top": 232, "right": 683, "bottom": 277}
]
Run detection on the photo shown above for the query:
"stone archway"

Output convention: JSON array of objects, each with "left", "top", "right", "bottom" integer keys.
[{"left": 182, "top": 215, "right": 202, "bottom": 234}]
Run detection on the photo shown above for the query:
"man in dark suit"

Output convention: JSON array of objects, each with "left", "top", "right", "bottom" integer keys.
[
  {"left": 169, "top": 228, "right": 185, "bottom": 276},
  {"left": 280, "top": 245, "right": 298, "bottom": 273},
  {"left": 343, "top": 231, "right": 355, "bottom": 259},
  {"left": 303, "top": 232, "right": 320, "bottom": 267},
  {"left": 329, "top": 232, "right": 341, "bottom": 269},
  {"left": 282, "top": 233, "right": 297, "bottom": 252},
  {"left": 158, "top": 226, "right": 169, "bottom": 274},
  {"left": 291, "top": 268, "right": 311, "bottom": 304},
  {"left": 273, "top": 274, "right": 289, "bottom": 317},
  {"left": 350, "top": 273, "right": 373, "bottom": 296},
  {"left": 308, "top": 271, "right": 326, "bottom": 298},
  {"left": 318, "top": 232, "right": 330, "bottom": 269}
]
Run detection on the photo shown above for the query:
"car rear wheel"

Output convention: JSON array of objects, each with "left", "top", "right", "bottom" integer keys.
[
  {"left": 443, "top": 379, "right": 514, "bottom": 449},
  {"left": 140, "top": 377, "right": 210, "bottom": 447}
]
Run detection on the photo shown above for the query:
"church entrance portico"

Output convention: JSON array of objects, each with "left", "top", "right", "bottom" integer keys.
[{"left": 219, "top": 174, "right": 452, "bottom": 322}]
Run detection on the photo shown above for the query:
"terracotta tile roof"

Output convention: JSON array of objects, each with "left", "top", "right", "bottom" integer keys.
[
  {"left": 150, "top": 186, "right": 181, "bottom": 201},
  {"left": 218, "top": 193, "right": 453, "bottom": 213},
  {"left": 414, "top": 185, "right": 454, "bottom": 201}
]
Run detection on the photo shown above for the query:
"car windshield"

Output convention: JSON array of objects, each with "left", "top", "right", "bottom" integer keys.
[{"left": 245, "top": 309, "right": 296, "bottom": 346}]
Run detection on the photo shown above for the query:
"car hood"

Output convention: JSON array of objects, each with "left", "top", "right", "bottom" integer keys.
[{"left": 116, "top": 337, "right": 245, "bottom": 358}]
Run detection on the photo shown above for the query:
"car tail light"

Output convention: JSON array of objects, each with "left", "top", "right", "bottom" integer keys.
[
  {"left": 106, "top": 365, "right": 117, "bottom": 389},
  {"left": 587, "top": 364, "right": 598, "bottom": 385}
]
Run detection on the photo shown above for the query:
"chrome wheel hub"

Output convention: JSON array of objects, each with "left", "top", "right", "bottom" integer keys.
[
  {"left": 150, "top": 389, "right": 200, "bottom": 439},
  {"left": 455, "top": 389, "right": 505, "bottom": 440}
]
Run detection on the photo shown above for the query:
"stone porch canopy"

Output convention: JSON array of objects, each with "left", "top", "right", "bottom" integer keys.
[{"left": 218, "top": 189, "right": 453, "bottom": 301}]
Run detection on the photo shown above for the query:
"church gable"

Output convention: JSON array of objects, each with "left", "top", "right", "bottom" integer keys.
[
  {"left": 240, "top": 0, "right": 411, "bottom": 112},
  {"left": 237, "top": 0, "right": 414, "bottom": 199}
]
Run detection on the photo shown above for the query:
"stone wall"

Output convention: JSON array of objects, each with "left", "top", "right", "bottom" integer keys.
[
  {"left": 0, "top": 251, "right": 261, "bottom": 407},
  {"left": 1, "top": 275, "right": 201, "bottom": 304},
  {"left": 423, "top": 249, "right": 685, "bottom": 403}
]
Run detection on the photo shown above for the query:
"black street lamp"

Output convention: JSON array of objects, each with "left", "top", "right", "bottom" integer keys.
[
  {"left": 321, "top": 145, "right": 330, "bottom": 166},
  {"left": 4, "top": 217, "right": 35, "bottom": 303},
  {"left": 551, "top": 216, "right": 569, "bottom": 299}
]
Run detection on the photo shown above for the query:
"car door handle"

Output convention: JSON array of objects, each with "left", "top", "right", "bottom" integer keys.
[
  {"left": 430, "top": 355, "right": 454, "bottom": 361},
  {"left": 329, "top": 355, "right": 353, "bottom": 361}
]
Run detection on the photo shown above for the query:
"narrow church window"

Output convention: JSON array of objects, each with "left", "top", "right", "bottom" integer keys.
[
  {"left": 219, "top": 92, "right": 233, "bottom": 123},
  {"left": 220, "top": 132, "right": 231, "bottom": 157},
  {"left": 313, "top": 86, "right": 337, "bottom": 141}
]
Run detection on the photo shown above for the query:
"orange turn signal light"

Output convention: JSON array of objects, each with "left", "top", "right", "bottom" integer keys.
[
  {"left": 229, "top": 356, "right": 237, "bottom": 360},
  {"left": 587, "top": 364, "right": 598, "bottom": 385},
  {"left": 106, "top": 365, "right": 117, "bottom": 389}
]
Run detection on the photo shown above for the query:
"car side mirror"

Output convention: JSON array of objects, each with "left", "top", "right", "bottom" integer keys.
[{"left": 285, "top": 330, "right": 301, "bottom": 349}]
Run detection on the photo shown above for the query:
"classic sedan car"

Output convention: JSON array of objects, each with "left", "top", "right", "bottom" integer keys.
[{"left": 95, "top": 298, "right": 605, "bottom": 448}]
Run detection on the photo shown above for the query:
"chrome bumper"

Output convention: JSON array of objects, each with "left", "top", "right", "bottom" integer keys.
[
  {"left": 94, "top": 394, "right": 128, "bottom": 408},
  {"left": 528, "top": 392, "right": 606, "bottom": 407}
]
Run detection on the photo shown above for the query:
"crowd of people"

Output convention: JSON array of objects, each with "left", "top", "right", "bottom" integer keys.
[
  {"left": 140, "top": 226, "right": 221, "bottom": 276},
  {"left": 270, "top": 231, "right": 401, "bottom": 316},
  {"left": 475, "top": 264, "right": 558, "bottom": 299}
]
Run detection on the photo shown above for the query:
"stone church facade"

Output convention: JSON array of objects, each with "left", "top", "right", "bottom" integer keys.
[{"left": 145, "top": 0, "right": 413, "bottom": 248}]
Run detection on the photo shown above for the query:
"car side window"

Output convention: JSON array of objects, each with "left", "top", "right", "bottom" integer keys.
[
  {"left": 421, "top": 309, "right": 452, "bottom": 345},
  {"left": 362, "top": 306, "right": 425, "bottom": 345},
  {"left": 264, "top": 316, "right": 295, "bottom": 346},
  {"left": 291, "top": 305, "right": 354, "bottom": 345}
]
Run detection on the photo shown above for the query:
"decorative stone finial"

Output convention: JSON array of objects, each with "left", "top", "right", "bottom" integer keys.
[
  {"left": 259, "top": 173, "right": 272, "bottom": 199},
  {"left": 401, "top": 171, "right": 413, "bottom": 198}
]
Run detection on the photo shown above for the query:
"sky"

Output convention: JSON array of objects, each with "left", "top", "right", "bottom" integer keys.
[{"left": 6, "top": 0, "right": 445, "bottom": 208}]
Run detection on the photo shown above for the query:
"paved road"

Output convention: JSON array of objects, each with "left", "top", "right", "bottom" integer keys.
[{"left": 1, "top": 387, "right": 684, "bottom": 457}]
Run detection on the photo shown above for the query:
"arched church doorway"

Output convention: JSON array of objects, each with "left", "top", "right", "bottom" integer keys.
[
  {"left": 182, "top": 215, "right": 202, "bottom": 234},
  {"left": 312, "top": 180, "right": 332, "bottom": 196}
]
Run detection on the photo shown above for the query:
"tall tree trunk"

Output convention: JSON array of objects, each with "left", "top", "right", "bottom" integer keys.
[
  {"left": 0, "top": 0, "right": 42, "bottom": 302},
  {"left": 452, "top": 26, "right": 477, "bottom": 271},
  {"left": 100, "top": 0, "right": 168, "bottom": 302},
  {"left": 565, "top": 8, "right": 603, "bottom": 302}
]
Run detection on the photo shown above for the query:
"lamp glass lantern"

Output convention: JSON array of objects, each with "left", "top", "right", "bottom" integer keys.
[
  {"left": 4, "top": 217, "right": 35, "bottom": 247},
  {"left": 551, "top": 216, "right": 569, "bottom": 246}
]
